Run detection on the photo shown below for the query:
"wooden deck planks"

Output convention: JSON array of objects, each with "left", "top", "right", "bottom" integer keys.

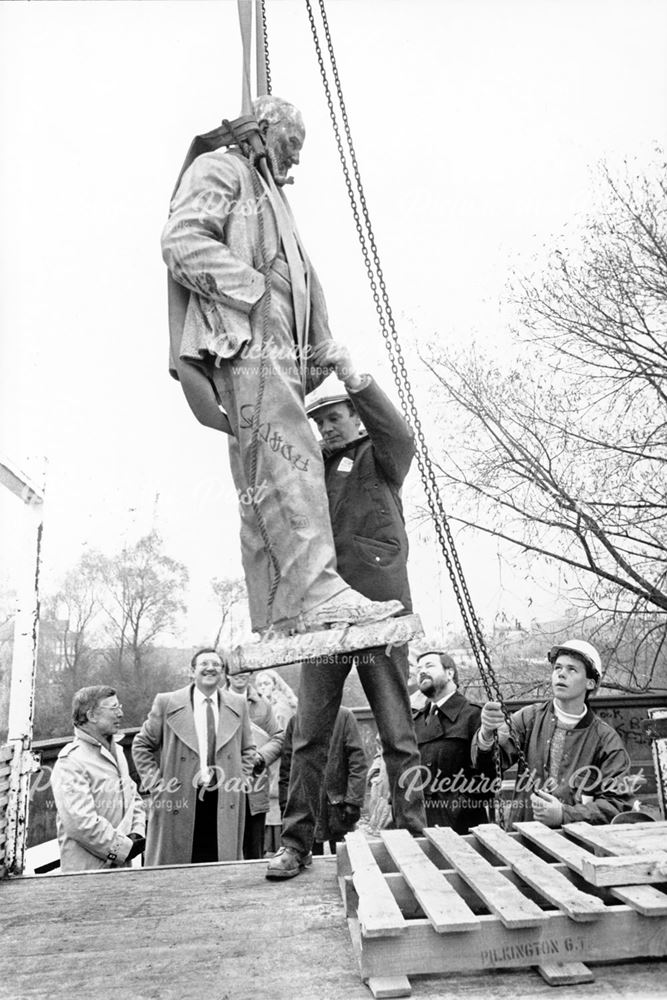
[
  {"left": 471, "top": 824, "right": 607, "bottom": 922},
  {"left": 3, "top": 841, "right": 667, "bottom": 1000},
  {"left": 381, "top": 829, "right": 479, "bottom": 933},
  {"left": 345, "top": 831, "right": 406, "bottom": 938},
  {"left": 0, "top": 858, "right": 380, "bottom": 1000},
  {"left": 424, "top": 826, "right": 548, "bottom": 929}
]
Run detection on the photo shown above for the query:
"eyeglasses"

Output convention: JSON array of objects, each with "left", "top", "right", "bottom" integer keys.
[{"left": 97, "top": 702, "right": 123, "bottom": 713}]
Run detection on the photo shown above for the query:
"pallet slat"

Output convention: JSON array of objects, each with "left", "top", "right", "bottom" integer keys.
[
  {"left": 515, "top": 822, "right": 667, "bottom": 909},
  {"left": 345, "top": 831, "right": 406, "bottom": 938},
  {"left": 0, "top": 744, "right": 14, "bottom": 764},
  {"left": 514, "top": 821, "right": 589, "bottom": 873},
  {"left": 581, "top": 852, "right": 667, "bottom": 887},
  {"left": 381, "top": 829, "right": 479, "bottom": 933},
  {"left": 610, "top": 883, "right": 667, "bottom": 915},
  {"left": 425, "top": 826, "right": 549, "bottom": 929},
  {"left": 564, "top": 820, "right": 667, "bottom": 857},
  {"left": 471, "top": 824, "right": 607, "bottom": 922}
]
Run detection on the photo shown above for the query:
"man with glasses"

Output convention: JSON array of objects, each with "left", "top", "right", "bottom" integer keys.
[
  {"left": 472, "top": 639, "right": 634, "bottom": 826},
  {"left": 51, "top": 686, "right": 146, "bottom": 873}
]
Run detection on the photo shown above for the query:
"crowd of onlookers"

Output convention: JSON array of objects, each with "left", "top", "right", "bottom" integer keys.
[{"left": 49, "top": 637, "right": 639, "bottom": 874}]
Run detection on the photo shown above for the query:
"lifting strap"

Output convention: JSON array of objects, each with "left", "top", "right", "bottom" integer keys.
[{"left": 238, "top": 0, "right": 271, "bottom": 110}]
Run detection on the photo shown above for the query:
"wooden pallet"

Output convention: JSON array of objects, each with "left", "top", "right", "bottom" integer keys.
[{"left": 337, "top": 823, "right": 667, "bottom": 998}]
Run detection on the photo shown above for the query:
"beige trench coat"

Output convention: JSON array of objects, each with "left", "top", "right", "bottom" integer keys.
[
  {"left": 132, "top": 685, "right": 255, "bottom": 865},
  {"left": 51, "top": 728, "right": 146, "bottom": 873}
]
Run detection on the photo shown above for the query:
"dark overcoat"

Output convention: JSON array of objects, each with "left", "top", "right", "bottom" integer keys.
[
  {"left": 279, "top": 707, "right": 368, "bottom": 841},
  {"left": 413, "top": 691, "right": 490, "bottom": 834}
]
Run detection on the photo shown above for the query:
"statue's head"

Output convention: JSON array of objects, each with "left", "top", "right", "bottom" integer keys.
[{"left": 253, "top": 96, "right": 305, "bottom": 185}]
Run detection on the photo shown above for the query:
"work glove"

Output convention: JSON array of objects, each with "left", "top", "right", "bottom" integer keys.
[
  {"left": 531, "top": 790, "right": 563, "bottom": 828},
  {"left": 480, "top": 701, "right": 507, "bottom": 741}
]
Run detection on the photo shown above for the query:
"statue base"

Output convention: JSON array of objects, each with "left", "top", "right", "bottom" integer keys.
[{"left": 226, "top": 613, "right": 424, "bottom": 673}]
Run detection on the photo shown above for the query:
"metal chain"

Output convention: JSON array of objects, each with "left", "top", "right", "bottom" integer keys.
[
  {"left": 305, "top": 0, "right": 528, "bottom": 787},
  {"left": 260, "top": 0, "right": 272, "bottom": 95}
]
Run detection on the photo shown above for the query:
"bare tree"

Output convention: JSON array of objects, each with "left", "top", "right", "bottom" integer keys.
[
  {"left": 211, "top": 577, "right": 247, "bottom": 647},
  {"left": 49, "top": 551, "right": 104, "bottom": 686},
  {"left": 422, "top": 155, "right": 667, "bottom": 691},
  {"left": 99, "top": 532, "right": 189, "bottom": 674}
]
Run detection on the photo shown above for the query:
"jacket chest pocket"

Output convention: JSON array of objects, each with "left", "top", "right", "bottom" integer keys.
[
  {"left": 361, "top": 477, "right": 394, "bottom": 530},
  {"left": 353, "top": 534, "right": 400, "bottom": 568}
]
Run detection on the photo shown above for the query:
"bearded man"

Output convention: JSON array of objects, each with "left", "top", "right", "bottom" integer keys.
[
  {"left": 413, "top": 650, "right": 490, "bottom": 833},
  {"left": 162, "top": 96, "right": 401, "bottom": 635}
]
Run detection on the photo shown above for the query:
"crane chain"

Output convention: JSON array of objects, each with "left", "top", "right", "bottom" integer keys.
[
  {"left": 304, "top": 0, "right": 529, "bottom": 796},
  {"left": 259, "top": 0, "right": 272, "bottom": 95}
]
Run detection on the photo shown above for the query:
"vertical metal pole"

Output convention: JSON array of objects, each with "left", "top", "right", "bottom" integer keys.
[{"left": 1, "top": 459, "right": 44, "bottom": 876}]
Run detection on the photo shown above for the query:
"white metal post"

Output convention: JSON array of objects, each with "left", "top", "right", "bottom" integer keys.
[{"left": 1, "top": 458, "right": 44, "bottom": 876}]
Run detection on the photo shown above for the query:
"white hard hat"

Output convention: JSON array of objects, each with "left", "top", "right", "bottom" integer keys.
[
  {"left": 547, "top": 639, "right": 602, "bottom": 685},
  {"left": 305, "top": 373, "right": 350, "bottom": 418}
]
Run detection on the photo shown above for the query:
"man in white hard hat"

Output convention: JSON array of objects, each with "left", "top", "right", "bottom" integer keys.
[
  {"left": 472, "top": 639, "right": 634, "bottom": 826},
  {"left": 266, "top": 342, "right": 426, "bottom": 879}
]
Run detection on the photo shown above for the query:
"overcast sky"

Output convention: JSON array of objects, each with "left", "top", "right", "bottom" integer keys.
[{"left": 1, "top": 0, "right": 666, "bottom": 646}]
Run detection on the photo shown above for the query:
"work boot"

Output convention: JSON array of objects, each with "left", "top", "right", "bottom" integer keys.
[
  {"left": 265, "top": 846, "right": 313, "bottom": 880},
  {"left": 297, "top": 589, "right": 404, "bottom": 633}
]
